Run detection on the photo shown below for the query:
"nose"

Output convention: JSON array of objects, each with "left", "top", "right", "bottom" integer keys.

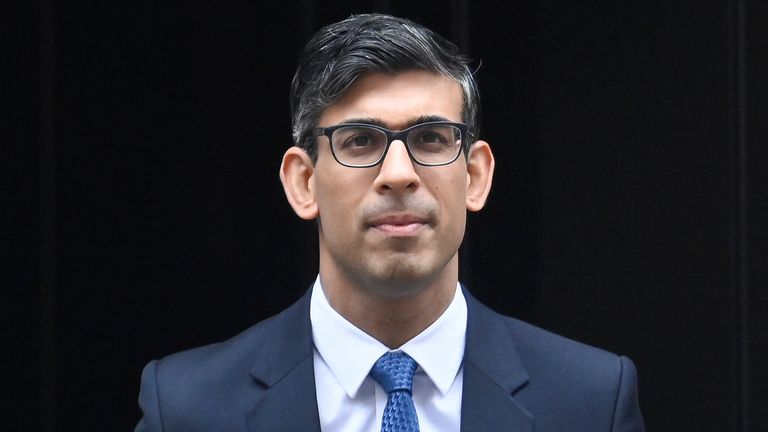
[{"left": 373, "top": 140, "right": 420, "bottom": 193}]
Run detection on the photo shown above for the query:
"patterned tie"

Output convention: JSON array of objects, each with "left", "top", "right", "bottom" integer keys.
[{"left": 369, "top": 352, "right": 420, "bottom": 432}]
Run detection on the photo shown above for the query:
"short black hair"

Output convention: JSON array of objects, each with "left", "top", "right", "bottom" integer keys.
[{"left": 290, "top": 13, "right": 481, "bottom": 161}]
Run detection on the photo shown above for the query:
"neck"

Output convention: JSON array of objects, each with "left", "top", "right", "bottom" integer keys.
[{"left": 319, "top": 257, "right": 458, "bottom": 349}]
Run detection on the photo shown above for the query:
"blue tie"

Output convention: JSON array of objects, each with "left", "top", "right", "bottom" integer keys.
[{"left": 370, "top": 352, "right": 420, "bottom": 432}]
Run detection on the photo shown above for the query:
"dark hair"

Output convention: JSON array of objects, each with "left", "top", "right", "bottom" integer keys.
[{"left": 290, "top": 13, "right": 481, "bottom": 161}]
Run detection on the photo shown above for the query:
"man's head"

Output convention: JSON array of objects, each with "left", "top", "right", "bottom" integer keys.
[
  {"left": 290, "top": 14, "right": 481, "bottom": 161},
  {"left": 281, "top": 14, "right": 494, "bottom": 301}
]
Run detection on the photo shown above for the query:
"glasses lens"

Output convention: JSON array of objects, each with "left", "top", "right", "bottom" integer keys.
[
  {"left": 406, "top": 124, "right": 462, "bottom": 165},
  {"left": 331, "top": 126, "right": 387, "bottom": 166}
]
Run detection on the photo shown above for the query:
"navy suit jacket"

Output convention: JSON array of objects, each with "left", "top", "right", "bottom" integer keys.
[{"left": 135, "top": 288, "right": 645, "bottom": 431}]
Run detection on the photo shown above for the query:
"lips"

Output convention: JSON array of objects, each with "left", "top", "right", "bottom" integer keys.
[{"left": 367, "top": 213, "right": 429, "bottom": 236}]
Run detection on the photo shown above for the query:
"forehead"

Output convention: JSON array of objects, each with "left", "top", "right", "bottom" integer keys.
[{"left": 318, "top": 70, "right": 464, "bottom": 129}]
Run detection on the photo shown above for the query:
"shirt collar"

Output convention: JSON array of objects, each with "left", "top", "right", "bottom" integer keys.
[{"left": 310, "top": 276, "right": 467, "bottom": 398}]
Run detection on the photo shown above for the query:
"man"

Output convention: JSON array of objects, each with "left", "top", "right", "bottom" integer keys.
[{"left": 135, "top": 13, "right": 645, "bottom": 431}]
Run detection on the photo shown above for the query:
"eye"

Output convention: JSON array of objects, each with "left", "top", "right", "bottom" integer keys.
[
  {"left": 410, "top": 126, "right": 454, "bottom": 150},
  {"left": 344, "top": 133, "right": 376, "bottom": 148},
  {"left": 414, "top": 130, "right": 448, "bottom": 144},
  {"left": 333, "top": 127, "right": 385, "bottom": 153}
]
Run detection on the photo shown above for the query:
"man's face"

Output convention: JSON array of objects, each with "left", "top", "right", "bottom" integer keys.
[{"left": 309, "top": 70, "right": 471, "bottom": 296}]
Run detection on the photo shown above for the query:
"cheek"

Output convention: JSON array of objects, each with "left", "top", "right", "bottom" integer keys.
[
  {"left": 430, "top": 171, "right": 468, "bottom": 225},
  {"left": 315, "top": 171, "right": 367, "bottom": 226},
  {"left": 441, "top": 169, "right": 469, "bottom": 203}
]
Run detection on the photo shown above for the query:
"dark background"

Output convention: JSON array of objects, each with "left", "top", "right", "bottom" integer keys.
[{"left": 5, "top": 0, "right": 766, "bottom": 430}]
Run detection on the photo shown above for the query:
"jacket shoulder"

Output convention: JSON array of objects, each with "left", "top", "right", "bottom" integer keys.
[
  {"left": 492, "top": 309, "right": 643, "bottom": 430},
  {"left": 501, "top": 313, "right": 623, "bottom": 368},
  {"left": 139, "top": 291, "right": 313, "bottom": 430},
  {"left": 465, "top": 292, "right": 644, "bottom": 430},
  {"left": 157, "top": 293, "right": 309, "bottom": 376}
]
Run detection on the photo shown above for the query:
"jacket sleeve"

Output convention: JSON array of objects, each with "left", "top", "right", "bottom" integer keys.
[
  {"left": 611, "top": 356, "right": 646, "bottom": 432},
  {"left": 134, "top": 360, "right": 163, "bottom": 432}
]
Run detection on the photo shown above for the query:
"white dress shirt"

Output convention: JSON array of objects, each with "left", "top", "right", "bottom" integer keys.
[{"left": 310, "top": 277, "right": 467, "bottom": 432}]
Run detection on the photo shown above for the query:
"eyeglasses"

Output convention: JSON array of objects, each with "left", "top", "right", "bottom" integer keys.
[{"left": 310, "top": 121, "right": 468, "bottom": 168}]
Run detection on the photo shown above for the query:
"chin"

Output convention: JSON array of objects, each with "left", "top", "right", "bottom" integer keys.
[{"left": 366, "top": 259, "right": 437, "bottom": 294}]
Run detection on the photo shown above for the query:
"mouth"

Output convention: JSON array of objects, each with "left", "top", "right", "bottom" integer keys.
[{"left": 367, "top": 213, "right": 429, "bottom": 236}]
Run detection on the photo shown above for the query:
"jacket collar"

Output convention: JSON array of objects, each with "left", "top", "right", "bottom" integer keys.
[
  {"left": 246, "top": 289, "right": 321, "bottom": 431},
  {"left": 461, "top": 287, "right": 533, "bottom": 432},
  {"left": 244, "top": 287, "right": 533, "bottom": 432}
]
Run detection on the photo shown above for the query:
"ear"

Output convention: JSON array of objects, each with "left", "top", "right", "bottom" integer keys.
[
  {"left": 280, "top": 146, "right": 319, "bottom": 220},
  {"left": 465, "top": 140, "right": 495, "bottom": 212}
]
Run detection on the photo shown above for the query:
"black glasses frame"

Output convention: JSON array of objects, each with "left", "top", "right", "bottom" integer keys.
[{"left": 310, "top": 121, "right": 469, "bottom": 168}]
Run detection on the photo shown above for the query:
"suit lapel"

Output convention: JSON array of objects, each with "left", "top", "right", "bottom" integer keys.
[
  {"left": 245, "top": 290, "right": 321, "bottom": 431},
  {"left": 461, "top": 289, "right": 534, "bottom": 432},
  {"left": 241, "top": 287, "right": 533, "bottom": 431}
]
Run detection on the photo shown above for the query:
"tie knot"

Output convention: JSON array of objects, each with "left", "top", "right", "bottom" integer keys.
[{"left": 370, "top": 352, "right": 418, "bottom": 394}]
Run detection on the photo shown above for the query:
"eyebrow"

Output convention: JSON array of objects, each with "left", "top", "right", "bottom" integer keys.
[{"left": 338, "top": 115, "right": 451, "bottom": 130}]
